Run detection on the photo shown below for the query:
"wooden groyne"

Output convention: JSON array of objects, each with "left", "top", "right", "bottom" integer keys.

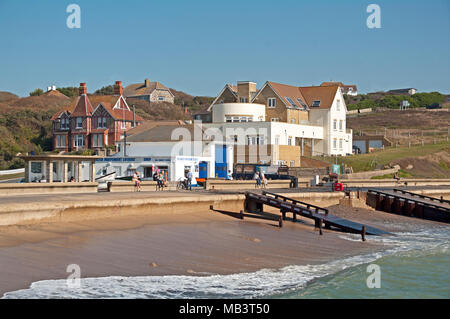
[{"left": 366, "top": 189, "right": 450, "bottom": 223}]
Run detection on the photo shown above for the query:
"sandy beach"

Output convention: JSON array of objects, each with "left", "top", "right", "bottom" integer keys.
[
  {"left": 0, "top": 191, "right": 448, "bottom": 297},
  {"left": 0, "top": 204, "right": 370, "bottom": 296}
]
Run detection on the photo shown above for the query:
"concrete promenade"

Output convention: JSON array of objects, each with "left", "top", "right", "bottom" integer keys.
[{"left": 0, "top": 187, "right": 449, "bottom": 227}]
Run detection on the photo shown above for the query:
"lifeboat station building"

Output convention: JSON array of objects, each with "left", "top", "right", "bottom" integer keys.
[{"left": 94, "top": 123, "right": 233, "bottom": 182}]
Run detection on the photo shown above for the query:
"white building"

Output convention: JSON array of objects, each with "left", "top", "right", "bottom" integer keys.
[
  {"left": 201, "top": 80, "right": 352, "bottom": 165},
  {"left": 95, "top": 123, "right": 234, "bottom": 182}
]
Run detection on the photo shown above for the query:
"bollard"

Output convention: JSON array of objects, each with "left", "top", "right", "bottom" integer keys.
[
  {"left": 440, "top": 196, "right": 444, "bottom": 203},
  {"left": 361, "top": 226, "right": 366, "bottom": 242},
  {"left": 240, "top": 210, "right": 244, "bottom": 220}
]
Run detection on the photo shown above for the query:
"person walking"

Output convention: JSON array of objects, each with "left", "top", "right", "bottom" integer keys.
[
  {"left": 254, "top": 171, "right": 261, "bottom": 189},
  {"left": 132, "top": 172, "right": 140, "bottom": 192},
  {"left": 260, "top": 169, "right": 267, "bottom": 189},
  {"left": 227, "top": 170, "right": 233, "bottom": 180},
  {"left": 187, "top": 170, "right": 193, "bottom": 191},
  {"left": 158, "top": 171, "right": 165, "bottom": 190}
]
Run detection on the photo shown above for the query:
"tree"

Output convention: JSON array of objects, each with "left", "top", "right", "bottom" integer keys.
[
  {"left": 29, "top": 88, "right": 44, "bottom": 96},
  {"left": 94, "top": 85, "right": 114, "bottom": 95},
  {"left": 56, "top": 87, "right": 79, "bottom": 98}
]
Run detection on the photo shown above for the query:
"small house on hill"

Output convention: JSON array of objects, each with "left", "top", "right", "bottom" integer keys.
[{"left": 123, "top": 78, "right": 175, "bottom": 104}]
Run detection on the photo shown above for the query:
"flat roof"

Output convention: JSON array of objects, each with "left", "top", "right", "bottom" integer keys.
[{"left": 19, "top": 154, "right": 102, "bottom": 161}]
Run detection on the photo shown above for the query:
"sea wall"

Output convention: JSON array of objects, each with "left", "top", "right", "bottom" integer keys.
[{"left": 0, "top": 192, "right": 345, "bottom": 227}]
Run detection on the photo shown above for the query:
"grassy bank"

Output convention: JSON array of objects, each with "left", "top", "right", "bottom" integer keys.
[{"left": 316, "top": 142, "right": 450, "bottom": 174}]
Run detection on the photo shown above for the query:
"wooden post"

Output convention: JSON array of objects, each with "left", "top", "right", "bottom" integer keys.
[
  {"left": 293, "top": 212, "right": 297, "bottom": 222},
  {"left": 278, "top": 216, "right": 283, "bottom": 228},
  {"left": 281, "top": 210, "right": 286, "bottom": 220},
  {"left": 361, "top": 226, "right": 366, "bottom": 241},
  {"left": 209, "top": 205, "right": 213, "bottom": 211},
  {"left": 319, "top": 218, "right": 323, "bottom": 235},
  {"left": 240, "top": 210, "right": 244, "bottom": 220}
]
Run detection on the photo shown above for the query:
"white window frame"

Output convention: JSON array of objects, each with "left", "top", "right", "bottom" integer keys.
[
  {"left": 121, "top": 121, "right": 126, "bottom": 129},
  {"left": 288, "top": 137, "right": 292, "bottom": 146},
  {"left": 268, "top": 98, "right": 276, "bottom": 108},
  {"left": 339, "top": 120, "right": 343, "bottom": 131},
  {"left": 74, "top": 135, "right": 84, "bottom": 147},
  {"left": 76, "top": 117, "right": 83, "bottom": 129},
  {"left": 337, "top": 99, "right": 341, "bottom": 111},
  {"left": 158, "top": 96, "right": 165, "bottom": 101},
  {"left": 333, "top": 119, "right": 337, "bottom": 131},
  {"left": 333, "top": 139, "right": 337, "bottom": 150},
  {"left": 339, "top": 139, "right": 343, "bottom": 150},
  {"left": 271, "top": 118, "right": 279, "bottom": 122}
]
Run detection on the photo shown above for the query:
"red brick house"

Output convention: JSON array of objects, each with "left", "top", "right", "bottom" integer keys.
[{"left": 51, "top": 81, "right": 144, "bottom": 152}]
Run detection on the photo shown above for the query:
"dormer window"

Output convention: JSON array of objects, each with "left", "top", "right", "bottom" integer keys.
[
  {"left": 312, "top": 100, "right": 321, "bottom": 107},
  {"left": 240, "top": 97, "right": 249, "bottom": 103}
]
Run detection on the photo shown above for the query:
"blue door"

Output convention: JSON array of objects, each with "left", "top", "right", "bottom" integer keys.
[
  {"left": 199, "top": 161, "right": 208, "bottom": 180},
  {"left": 215, "top": 145, "right": 227, "bottom": 178}
]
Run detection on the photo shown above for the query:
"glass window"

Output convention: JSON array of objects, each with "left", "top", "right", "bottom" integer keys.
[
  {"left": 337, "top": 99, "right": 341, "bottom": 111},
  {"left": 76, "top": 117, "right": 83, "bottom": 128},
  {"left": 158, "top": 96, "right": 164, "bottom": 101},
  {"left": 268, "top": 98, "right": 276, "bottom": 108},
  {"left": 31, "top": 162, "right": 42, "bottom": 173},
  {"left": 333, "top": 120, "right": 337, "bottom": 130},
  {"left": 339, "top": 139, "right": 343, "bottom": 150},
  {"left": 285, "top": 97, "right": 298, "bottom": 107},
  {"left": 312, "top": 100, "right": 321, "bottom": 107},
  {"left": 74, "top": 135, "right": 84, "bottom": 147},
  {"left": 333, "top": 139, "right": 337, "bottom": 149},
  {"left": 339, "top": 120, "right": 343, "bottom": 131}
]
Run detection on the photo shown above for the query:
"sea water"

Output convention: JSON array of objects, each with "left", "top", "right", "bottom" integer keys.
[{"left": 2, "top": 225, "right": 449, "bottom": 299}]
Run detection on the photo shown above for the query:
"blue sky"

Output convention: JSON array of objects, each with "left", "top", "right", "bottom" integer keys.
[{"left": 0, "top": 0, "right": 449, "bottom": 97}]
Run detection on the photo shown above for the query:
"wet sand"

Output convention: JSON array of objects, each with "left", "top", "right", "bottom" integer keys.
[{"left": 0, "top": 203, "right": 384, "bottom": 297}]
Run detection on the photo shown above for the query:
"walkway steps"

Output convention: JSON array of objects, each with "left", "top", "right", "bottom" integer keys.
[{"left": 244, "top": 191, "right": 389, "bottom": 236}]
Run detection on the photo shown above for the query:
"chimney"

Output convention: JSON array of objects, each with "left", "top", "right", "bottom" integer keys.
[
  {"left": 237, "top": 81, "right": 257, "bottom": 103},
  {"left": 144, "top": 78, "right": 150, "bottom": 87},
  {"left": 114, "top": 81, "right": 123, "bottom": 95},
  {"left": 79, "top": 83, "right": 87, "bottom": 96}
]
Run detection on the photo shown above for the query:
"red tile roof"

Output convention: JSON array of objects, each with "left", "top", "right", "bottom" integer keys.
[
  {"left": 267, "top": 81, "right": 308, "bottom": 109},
  {"left": 51, "top": 95, "right": 143, "bottom": 122},
  {"left": 70, "top": 95, "right": 94, "bottom": 117}
]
